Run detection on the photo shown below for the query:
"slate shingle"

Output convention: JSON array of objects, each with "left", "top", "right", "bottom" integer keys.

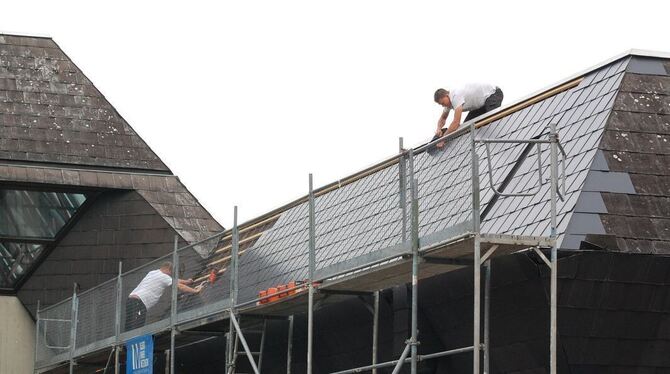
[{"left": 0, "top": 34, "right": 168, "bottom": 171}]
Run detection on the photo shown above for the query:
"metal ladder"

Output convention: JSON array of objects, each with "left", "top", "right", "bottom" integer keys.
[{"left": 226, "top": 317, "right": 268, "bottom": 374}]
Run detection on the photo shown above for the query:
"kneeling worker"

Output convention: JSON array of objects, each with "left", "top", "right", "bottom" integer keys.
[
  {"left": 432, "top": 83, "right": 503, "bottom": 149},
  {"left": 125, "top": 262, "right": 202, "bottom": 330}
]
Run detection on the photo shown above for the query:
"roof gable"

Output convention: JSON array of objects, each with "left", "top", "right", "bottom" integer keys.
[{"left": 0, "top": 34, "right": 168, "bottom": 171}]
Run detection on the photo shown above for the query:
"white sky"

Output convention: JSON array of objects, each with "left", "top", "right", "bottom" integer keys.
[{"left": 2, "top": 1, "right": 669, "bottom": 228}]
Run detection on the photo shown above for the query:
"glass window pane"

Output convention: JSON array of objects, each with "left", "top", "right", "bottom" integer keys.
[
  {"left": 0, "top": 190, "right": 87, "bottom": 239},
  {"left": 0, "top": 242, "right": 45, "bottom": 288}
]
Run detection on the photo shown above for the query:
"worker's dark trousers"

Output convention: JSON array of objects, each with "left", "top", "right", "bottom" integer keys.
[
  {"left": 464, "top": 87, "right": 504, "bottom": 122},
  {"left": 125, "top": 297, "right": 147, "bottom": 331}
]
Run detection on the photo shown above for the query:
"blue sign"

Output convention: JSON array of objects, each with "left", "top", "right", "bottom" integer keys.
[{"left": 126, "top": 334, "right": 153, "bottom": 374}]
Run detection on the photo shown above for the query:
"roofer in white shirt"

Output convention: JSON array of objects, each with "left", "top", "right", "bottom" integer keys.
[
  {"left": 431, "top": 83, "right": 503, "bottom": 150},
  {"left": 125, "top": 262, "right": 202, "bottom": 330}
]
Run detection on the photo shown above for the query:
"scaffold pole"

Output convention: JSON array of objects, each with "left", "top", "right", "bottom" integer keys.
[
  {"left": 471, "top": 121, "right": 482, "bottom": 374},
  {"left": 409, "top": 147, "right": 420, "bottom": 374},
  {"left": 170, "top": 235, "right": 179, "bottom": 374},
  {"left": 307, "top": 173, "right": 316, "bottom": 374},
  {"left": 549, "top": 123, "right": 559, "bottom": 374}
]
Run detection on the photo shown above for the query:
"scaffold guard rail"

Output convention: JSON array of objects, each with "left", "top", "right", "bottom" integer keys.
[{"left": 35, "top": 121, "right": 563, "bottom": 373}]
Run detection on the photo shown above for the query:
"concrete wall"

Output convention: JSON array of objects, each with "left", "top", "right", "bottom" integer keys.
[{"left": 0, "top": 296, "right": 35, "bottom": 374}]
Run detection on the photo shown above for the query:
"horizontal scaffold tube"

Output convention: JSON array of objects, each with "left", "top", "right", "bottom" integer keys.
[{"left": 329, "top": 345, "right": 475, "bottom": 374}]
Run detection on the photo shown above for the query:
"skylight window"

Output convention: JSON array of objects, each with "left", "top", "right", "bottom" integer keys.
[
  {"left": 0, "top": 189, "right": 89, "bottom": 289},
  {"left": 0, "top": 190, "right": 87, "bottom": 239}
]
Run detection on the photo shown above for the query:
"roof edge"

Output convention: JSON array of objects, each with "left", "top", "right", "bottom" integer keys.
[
  {"left": 428, "top": 49, "right": 670, "bottom": 145},
  {"left": 0, "top": 31, "right": 53, "bottom": 39},
  {"left": 47, "top": 37, "right": 173, "bottom": 174}
]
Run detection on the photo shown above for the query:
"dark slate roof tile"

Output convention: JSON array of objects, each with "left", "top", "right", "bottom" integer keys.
[
  {"left": 626, "top": 56, "right": 669, "bottom": 76},
  {"left": 0, "top": 35, "right": 169, "bottom": 171}
]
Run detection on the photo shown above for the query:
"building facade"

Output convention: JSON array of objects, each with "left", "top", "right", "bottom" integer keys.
[
  {"left": 2, "top": 33, "right": 670, "bottom": 374},
  {"left": 0, "top": 33, "right": 222, "bottom": 372}
]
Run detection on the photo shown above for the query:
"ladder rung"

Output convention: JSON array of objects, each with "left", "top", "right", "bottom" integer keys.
[{"left": 236, "top": 352, "right": 260, "bottom": 355}]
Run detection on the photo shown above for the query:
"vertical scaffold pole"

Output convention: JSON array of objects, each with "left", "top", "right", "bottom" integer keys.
[
  {"left": 170, "top": 235, "right": 179, "bottom": 374},
  {"left": 549, "top": 123, "right": 559, "bottom": 374},
  {"left": 399, "top": 137, "right": 408, "bottom": 242},
  {"left": 69, "top": 283, "right": 78, "bottom": 374},
  {"left": 483, "top": 260, "right": 491, "bottom": 374},
  {"left": 227, "top": 206, "right": 240, "bottom": 374},
  {"left": 307, "top": 174, "right": 316, "bottom": 374},
  {"left": 372, "top": 290, "right": 380, "bottom": 374},
  {"left": 34, "top": 300, "right": 40, "bottom": 374},
  {"left": 470, "top": 121, "right": 482, "bottom": 374},
  {"left": 409, "top": 148, "right": 419, "bottom": 374},
  {"left": 286, "top": 315, "right": 294, "bottom": 374},
  {"left": 114, "top": 262, "right": 123, "bottom": 374}
]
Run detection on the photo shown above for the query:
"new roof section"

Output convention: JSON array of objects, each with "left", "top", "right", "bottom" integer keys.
[{"left": 194, "top": 50, "right": 670, "bottom": 303}]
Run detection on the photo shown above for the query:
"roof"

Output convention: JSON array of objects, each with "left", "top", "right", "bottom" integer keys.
[
  {"left": 191, "top": 50, "right": 670, "bottom": 304},
  {"left": 0, "top": 34, "right": 169, "bottom": 171},
  {"left": 0, "top": 34, "right": 223, "bottom": 251}
]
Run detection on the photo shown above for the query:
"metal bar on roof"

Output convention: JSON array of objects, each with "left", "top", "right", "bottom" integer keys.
[{"left": 481, "top": 142, "right": 544, "bottom": 198}]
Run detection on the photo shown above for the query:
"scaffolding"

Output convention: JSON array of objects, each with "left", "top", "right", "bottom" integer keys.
[{"left": 34, "top": 120, "right": 564, "bottom": 374}]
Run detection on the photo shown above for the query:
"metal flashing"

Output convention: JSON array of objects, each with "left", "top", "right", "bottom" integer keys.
[
  {"left": 626, "top": 56, "right": 669, "bottom": 76},
  {"left": 558, "top": 234, "right": 587, "bottom": 250},
  {"left": 564, "top": 213, "right": 606, "bottom": 235},
  {"left": 590, "top": 150, "right": 610, "bottom": 171},
  {"left": 582, "top": 171, "right": 636, "bottom": 194},
  {"left": 573, "top": 191, "right": 608, "bottom": 214}
]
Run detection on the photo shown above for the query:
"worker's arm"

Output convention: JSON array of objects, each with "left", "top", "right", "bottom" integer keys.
[
  {"left": 445, "top": 105, "right": 463, "bottom": 134},
  {"left": 436, "top": 109, "right": 449, "bottom": 136},
  {"left": 178, "top": 283, "right": 202, "bottom": 294},
  {"left": 179, "top": 278, "right": 193, "bottom": 285}
]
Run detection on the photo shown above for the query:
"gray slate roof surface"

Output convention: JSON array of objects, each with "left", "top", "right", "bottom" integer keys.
[
  {"left": 0, "top": 34, "right": 168, "bottom": 171},
  {"left": 231, "top": 57, "right": 633, "bottom": 302}
]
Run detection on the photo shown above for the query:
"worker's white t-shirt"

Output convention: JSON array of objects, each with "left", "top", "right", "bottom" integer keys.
[
  {"left": 130, "top": 269, "right": 173, "bottom": 309},
  {"left": 443, "top": 83, "right": 497, "bottom": 115}
]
